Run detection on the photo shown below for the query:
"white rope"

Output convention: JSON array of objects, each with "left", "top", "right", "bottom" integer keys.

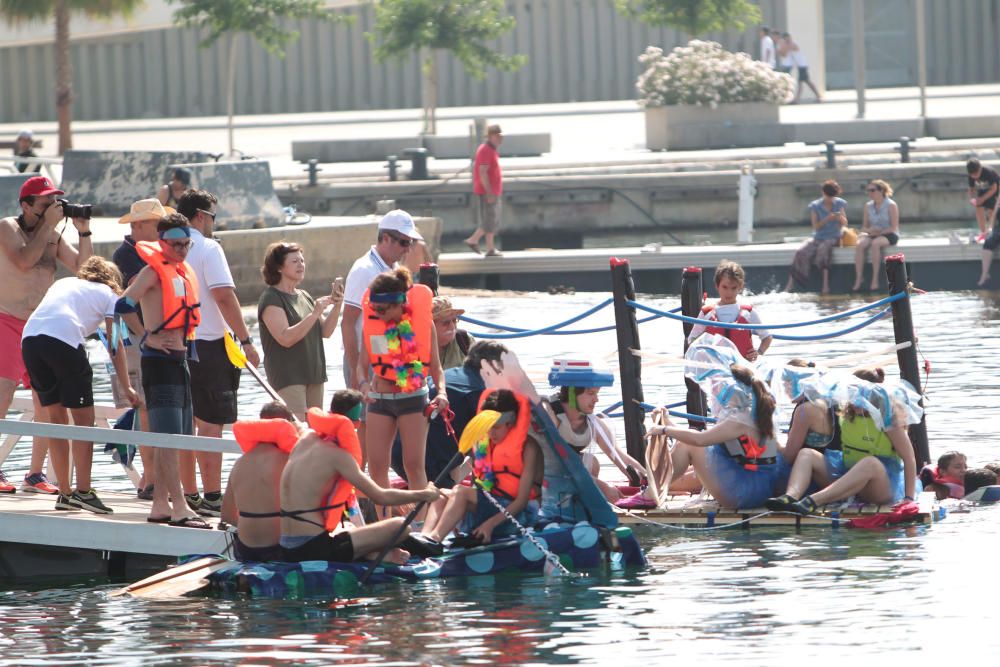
[{"left": 619, "top": 508, "right": 845, "bottom": 531}]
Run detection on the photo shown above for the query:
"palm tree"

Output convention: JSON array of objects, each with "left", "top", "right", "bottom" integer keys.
[{"left": 0, "top": 0, "right": 144, "bottom": 155}]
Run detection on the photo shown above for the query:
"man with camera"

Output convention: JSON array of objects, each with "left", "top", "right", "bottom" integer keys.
[{"left": 0, "top": 176, "right": 93, "bottom": 494}]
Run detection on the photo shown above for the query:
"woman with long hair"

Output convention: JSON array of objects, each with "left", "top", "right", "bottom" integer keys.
[{"left": 852, "top": 179, "right": 900, "bottom": 292}]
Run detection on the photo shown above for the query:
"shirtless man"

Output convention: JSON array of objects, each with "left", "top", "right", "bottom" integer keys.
[
  {"left": 279, "top": 390, "right": 442, "bottom": 564},
  {"left": 221, "top": 401, "right": 298, "bottom": 562},
  {"left": 0, "top": 176, "right": 93, "bottom": 494},
  {"left": 118, "top": 213, "right": 207, "bottom": 527}
]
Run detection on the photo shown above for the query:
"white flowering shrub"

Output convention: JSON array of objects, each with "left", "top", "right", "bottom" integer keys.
[{"left": 637, "top": 40, "right": 793, "bottom": 108}]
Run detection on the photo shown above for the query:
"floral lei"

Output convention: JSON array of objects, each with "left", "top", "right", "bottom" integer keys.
[
  {"left": 472, "top": 437, "right": 498, "bottom": 494},
  {"left": 383, "top": 303, "right": 426, "bottom": 391}
]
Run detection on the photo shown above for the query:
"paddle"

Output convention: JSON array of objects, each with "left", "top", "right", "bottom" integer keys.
[
  {"left": 110, "top": 556, "right": 230, "bottom": 598},
  {"left": 223, "top": 332, "right": 287, "bottom": 407},
  {"left": 357, "top": 409, "right": 501, "bottom": 586}
]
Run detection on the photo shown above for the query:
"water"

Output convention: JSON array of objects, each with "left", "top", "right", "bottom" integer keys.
[{"left": 2, "top": 287, "right": 998, "bottom": 663}]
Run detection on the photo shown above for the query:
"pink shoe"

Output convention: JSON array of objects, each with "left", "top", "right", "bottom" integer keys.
[{"left": 615, "top": 492, "right": 656, "bottom": 510}]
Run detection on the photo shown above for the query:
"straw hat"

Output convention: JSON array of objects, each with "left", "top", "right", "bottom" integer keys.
[
  {"left": 432, "top": 296, "right": 465, "bottom": 322},
  {"left": 119, "top": 198, "right": 175, "bottom": 225}
]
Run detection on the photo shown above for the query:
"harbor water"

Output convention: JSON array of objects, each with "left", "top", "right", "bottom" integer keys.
[{"left": 1, "top": 286, "right": 997, "bottom": 663}]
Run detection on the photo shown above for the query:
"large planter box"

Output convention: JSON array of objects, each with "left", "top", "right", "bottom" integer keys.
[{"left": 645, "top": 102, "right": 784, "bottom": 151}]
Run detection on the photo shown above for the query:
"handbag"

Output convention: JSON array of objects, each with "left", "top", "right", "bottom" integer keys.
[{"left": 840, "top": 227, "right": 859, "bottom": 247}]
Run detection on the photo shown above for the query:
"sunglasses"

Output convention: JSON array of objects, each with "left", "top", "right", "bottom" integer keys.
[
  {"left": 166, "top": 239, "right": 192, "bottom": 250},
  {"left": 372, "top": 304, "right": 398, "bottom": 315},
  {"left": 200, "top": 209, "right": 217, "bottom": 220},
  {"left": 387, "top": 233, "right": 412, "bottom": 248},
  {"left": 866, "top": 187, "right": 880, "bottom": 192},
  {"left": 438, "top": 317, "right": 459, "bottom": 326}
]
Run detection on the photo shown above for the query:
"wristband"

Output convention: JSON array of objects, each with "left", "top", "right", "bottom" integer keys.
[
  {"left": 903, "top": 495, "right": 914, "bottom": 501},
  {"left": 240, "top": 336, "right": 253, "bottom": 346},
  {"left": 78, "top": 231, "right": 92, "bottom": 237}
]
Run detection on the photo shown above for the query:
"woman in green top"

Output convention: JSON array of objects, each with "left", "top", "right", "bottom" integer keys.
[{"left": 258, "top": 242, "right": 343, "bottom": 419}]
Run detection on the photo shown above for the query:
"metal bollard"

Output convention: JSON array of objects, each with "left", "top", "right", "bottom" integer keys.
[
  {"left": 821, "top": 140, "right": 841, "bottom": 169},
  {"left": 897, "top": 136, "right": 911, "bottom": 163},
  {"left": 737, "top": 163, "right": 756, "bottom": 244},
  {"left": 386, "top": 155, "right": 398, "bottom": 182},
  {"left": 305, "top": 159, "right": 321, "bottom": 186}
]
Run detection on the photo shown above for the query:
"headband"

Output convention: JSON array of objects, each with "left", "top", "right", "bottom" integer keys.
[
  {"left": 370, "top": 291, "right": 407, "bottom": 304},
  {"left": 159, "top": 227, "right": 191, "bottom": 240}
]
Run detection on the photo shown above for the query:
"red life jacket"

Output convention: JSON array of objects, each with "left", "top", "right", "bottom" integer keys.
[
  {"left": 721, "top": 433, "right": 778, "bottom": 471},
  {"left": 361, "top": 284, "right": 433, "bottom": 388},
  {"left": 703, "top": 303, "right": 755, "bottom": 360},
  {"left": 305, "top": 408, "right": 363, "bottom": 530},
  {"left": 233, "top": 419, "right": 299, "bottom": 455},
  {"left": 473, "top": 390, "right": 539, "bottom": 500},
  {"left": 920, "top": 464, "right": 964, "bottom": 499},
  {"left": 135, "top": 240, "right": 201, "bottom": 340}
]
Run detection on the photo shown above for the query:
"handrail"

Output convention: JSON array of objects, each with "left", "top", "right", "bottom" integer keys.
[{"left": 0, "top": 419, "right": 240, "bottom": 455}]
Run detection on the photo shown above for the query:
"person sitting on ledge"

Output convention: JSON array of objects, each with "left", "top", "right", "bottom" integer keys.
[
  {"left": 221, "top": 401, "right": 299, "bottom": 562},
  {"left": 785, "top": 179, "right": 847, "bottom": 295},
  {"left": 279, "top": 389, "right": 443, "bottom": 564}
]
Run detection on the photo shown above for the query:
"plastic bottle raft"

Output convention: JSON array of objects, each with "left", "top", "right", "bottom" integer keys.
[{"left": 206, "top": 522, "right": 645, "bottom": 599}]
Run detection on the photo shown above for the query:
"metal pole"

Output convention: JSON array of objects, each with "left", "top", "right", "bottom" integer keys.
[
  {"left": 610, "top": 258, "right": 646, "bottom": 462},
  {"left": 884, "top": 254, "right": 930, "bottom": 467},
  {"left": 737, "top": 164, "right": 756, "bottom": 244},
  {"left": 915, "top": 0, "right": 927, "bottom": 118},
  {"left": 680, "top": 267, "right": 707, "bottom": 431},
  {"left": 418, "top": 263, "right": 440, "bottom": 295},
  {"left": 852, "top": 0, "right": 867, "bottom": 119}
]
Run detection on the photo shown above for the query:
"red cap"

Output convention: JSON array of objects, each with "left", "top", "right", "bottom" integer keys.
[{"left": 19, "top": 176, "right": 64, "bottom": 200}]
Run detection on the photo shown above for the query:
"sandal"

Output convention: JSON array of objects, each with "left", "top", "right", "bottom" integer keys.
[
  {"left": 146, "top": 515, "right": 171, "bottom": 524},
  {"left": 464, "top": 239, "right": 481, "bottom": 255},
  {"left": 485, "top": 249, "right": 503, "bottom": 257},
  {"left": 168, "top": 516, "right": 212, "bottom": 529}
]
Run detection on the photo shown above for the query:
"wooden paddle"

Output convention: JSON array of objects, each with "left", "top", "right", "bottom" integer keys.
[
  {"left": 357, "top": 409, "right": 500, "bottom": 585},
  {"left": 110, "top": 556, "right": 231, "bottom": 598}
]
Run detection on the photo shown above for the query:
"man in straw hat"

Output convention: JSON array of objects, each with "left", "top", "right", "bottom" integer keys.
[
  {"left": 112, "top": 198, "right": 175, "bottom": 499},
  {"left": 0, "top": 176, "right": 93, "bottom": 494},
  {"left": 432, "top": 295, "right": 474, "bottom": 371}
]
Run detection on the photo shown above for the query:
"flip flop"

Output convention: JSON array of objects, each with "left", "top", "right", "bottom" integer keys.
[
  {"left": 146, "top": 515, "right": 170, "bottom": 524},
  {"left": 485, "top": 249, "right": 503, "bottom": 257},
  {"left": 168, "top": 516, "right": 212, "bottom": 529},
  {"left": 464, "top": 240, "right": 481, "bottom": 255}
]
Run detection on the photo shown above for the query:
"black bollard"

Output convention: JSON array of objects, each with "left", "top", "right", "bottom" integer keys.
[
  {"left": 897, "top": 136, "right": 911, "bottom": 164},
  {"left": 418, "top": 263, "right": 440, "bottom": 295},
  {"left": 681, "top": 267, "right": 708, "bottom": 430},
  {"left": 305, "top": 159, "right": 321, "bottom": 187},
  {"left": 610, "top": 258, "right": 646, "bottom": 464},
  {"left": 885, "top": 254, "right": 930, "bottom": 467},
  {"left": 822, "top": 140, "right": 840, "bottom": 169}
]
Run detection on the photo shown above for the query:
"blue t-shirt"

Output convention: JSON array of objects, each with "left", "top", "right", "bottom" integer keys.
[{"left": 808, "top": 197, "right": 847, "bottom": 241}]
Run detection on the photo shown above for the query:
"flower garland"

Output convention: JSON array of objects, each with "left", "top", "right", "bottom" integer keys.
[
  {"left": 383, "top": 303, "right": 426, "bottom": 391},
  {"left": 472, "top": 437, "right": 498, "bottom": 494}
]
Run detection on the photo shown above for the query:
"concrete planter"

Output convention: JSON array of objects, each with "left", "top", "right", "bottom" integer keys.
[{"left": 645, "top": 102, "right": 783, "bottom": 151}]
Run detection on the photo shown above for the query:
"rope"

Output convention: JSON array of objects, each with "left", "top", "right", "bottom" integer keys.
[
  {"left": 461, "top": 302, "right": 681, "bottom": 339},
  {"left": 620, "top": 508, "right": 843, "bottom": 531},
  {"left": 770, "top": 307, "right": 892, "bottom": 341},
  {"left": 626, "top": 291, "right": 907, "bottom": 330}
]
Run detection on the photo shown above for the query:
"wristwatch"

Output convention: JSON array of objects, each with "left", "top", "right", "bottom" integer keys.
[{"left": 240, "top": 336, "right": 253, "bottom": 346}]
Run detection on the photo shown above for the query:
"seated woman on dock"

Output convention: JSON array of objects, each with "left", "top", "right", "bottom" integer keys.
[
  {"left": 279, "top": 389, "right": 443, "bottom": 564},
  {"left": 646, "top": 336, "right": 789, "bottom": 509},
  {"left": 766, "top": 367, "right": 921, "bottom": 515},
  {"left": 357, "top": 267, "right": 448, "bottom": 519},
  {"left": 423, "top": 389, "right": 542, "bottom": 546},
  {"left": 221, "top": 401, "right": 298, "bottom": 562},
  {"left": 852, "top": 179, "right": 900, "bottom": 292},
  {"left": 785, "top": 179, "right": 848, "bottom": 295}
]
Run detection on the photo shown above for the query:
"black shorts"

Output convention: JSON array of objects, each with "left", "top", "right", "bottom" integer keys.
[
  {"left": 798, "top": 66, "right": 810, "bottom": 82},
  {"left": 281, "top": 531, "right": 354, "bottom": 563},
  {"left": 980, "top": 198, "right": 998, "bottom": 213},
  {"left": 883, "top": 232, "right": 899, "bottom": 245},
  {"left": 188, "top": 337, "right": 241, "bottom": 425},
  {"left": 21, "top": 335, "right": 93, "bottom": 408},
  {"left": 984, "top": 226, "right": 1000, "bottom": 251},
  {"left": 233, "top": 535, "right": 283, "bottom": 563}
]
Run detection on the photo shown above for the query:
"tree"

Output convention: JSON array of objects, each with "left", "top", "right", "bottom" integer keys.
[
  {"left": 0, "top": 0, "right": 144, "bottom": 155},
  {"left": 369, "top": 0, "right": 527, "bottom": 135},
  {"left": 170, "top": 0, "right": 352, "bottom": 156},
  {"left": 614, "top": 0, "right": 761, "bottom": 38}
]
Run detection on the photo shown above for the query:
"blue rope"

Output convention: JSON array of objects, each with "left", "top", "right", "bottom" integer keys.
[
  {"left": 462, "top": 301, "right": 680, "bottom": 339},
  {"left": 771, "top": 307, "right": 891, "bottom": 341},
  {"left": 626, "top": 291, "right": 906, "bottom": 330},
  {"left": 602, "top": 399, "right": 684, "bottom": 417}
]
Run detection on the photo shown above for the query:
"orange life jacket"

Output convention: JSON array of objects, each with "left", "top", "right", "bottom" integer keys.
[
  {"left": 721, "top": 432, "right": 779, "bottom": 471},
  {"left": 135, "top": 240, "right": 201, "bottom": 340},
  {"left": 361, "top": 284, "right": 433, "bottom": 387},
  {"left": 703, "top": 303, "right": 755, "bottom": 360},
  {"left": 306, "top": 408, "right": 363, "bottom": 530},
  {"left": 473, "top": 390, "right": 539, "bottom": 501},
  {"left": 233, "top": 418, "right": 299, "bottom": 455}
]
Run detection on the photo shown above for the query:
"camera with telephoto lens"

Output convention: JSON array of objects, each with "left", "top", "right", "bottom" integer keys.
[{"left": 57, "top": 198, "right": 93, "bottom": 220}]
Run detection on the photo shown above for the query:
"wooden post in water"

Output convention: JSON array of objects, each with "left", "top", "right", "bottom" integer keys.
[
  {"left": 885, "top": 254, "right": 930, "bottom": 467},
  {"left": 681, "top": 267, "right": 707, "bottom": 430},
  {"left": 610, "top": 258, "right": 646, "bottom": 462},
  {"left": 418, "top": 263, "right": 440, "bottom": 295}
]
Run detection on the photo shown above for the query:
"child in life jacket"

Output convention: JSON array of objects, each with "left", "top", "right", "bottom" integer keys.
[
  {"left": 687, "top": 260, "right": 773, "bottom": 362},
  {"left": 222, "top": 401, "right": 299, "bottom": 562},
  {"left": 423, "top": 389, "right": 543, "bottom": 545},
  {"left": 919, "top": 451, "right": 968, "bottom": 500}
]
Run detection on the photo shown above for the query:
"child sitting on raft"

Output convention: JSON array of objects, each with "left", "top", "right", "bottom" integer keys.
[
  {"left": 688, "top": 260, "right": 773, "bottom": 362},
  {"left": 423, "top": 388, "right": 542, "bottom": 545},
  {"left": 919, "top": 451, "right": 967, "bottom": 500},
  {"left": 279, "top": 389, "right": 443, "bottom": 564},
  {"left": 221, "top": 401, "right": 298, "bottom": 562},
  {"left": 767, "top": 368, "right": 920, "bottom": 515}
]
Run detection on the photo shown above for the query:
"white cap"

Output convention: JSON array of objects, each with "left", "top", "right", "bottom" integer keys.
[
  {"left": 378, "top": 209, "right": 423, "bottom": 241},
  {"left": 16, "top": 129, "right": 32, "bottom": 140}
]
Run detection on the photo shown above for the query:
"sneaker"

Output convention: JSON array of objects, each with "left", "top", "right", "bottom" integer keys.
[
  {"left": 54, "top": 493, "right": 77, "bottom": 511},
  {"left": 67, "top": 489, "right": 113, "bottom": 515},
  {"left": 0, "top": 471, "right": 16, "bottom": 494},
  {"left": 184, "top": 492, "right": 203, "bottom": 514},
  {"left": 765, "top": 494, "right": 799, "bottom": 513},
  {"left": 788, "top": 495, "right": 819, "bottom": 516},
  {"left": 197, "top": 492, "right": 222, "bottom": 517},
  {"left": 615, "top": 492, "right": 657, "bottom": 510},
  {"left": 22, "top": 472, "right": 59, "bottom": 495}
]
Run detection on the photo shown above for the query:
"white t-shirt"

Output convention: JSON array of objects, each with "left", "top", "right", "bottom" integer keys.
[
  {"left": 760, "top": 35, "right": 776, "bottom": 68},
  {"left": 791, "top": 46, "right": 808, "bottom": 68},
  {"left": 186, "top": 228, "right": 236, "bottom": 341},
  {"left": 22, "top": 277, "right": 118, "bottom": 348},
  {"left": 687, "top": 302, "right": 771, "bottom": 343},
  {"left": 343, "top": 246, "right": 394, "bottom": 346}
]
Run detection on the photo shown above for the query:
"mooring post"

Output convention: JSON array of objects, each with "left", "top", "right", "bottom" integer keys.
[
  {"left": 885, "top": 254, "right": 930, "bottom": 467},
  {"left": 681, "top": 267, "right": 708, "bottom": 430},
  {"left": 610, "top": 258, "right": 646, "bottom": 463},
  {"left": 418, "top": 263, "right": 440, "bottom": 295}
]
